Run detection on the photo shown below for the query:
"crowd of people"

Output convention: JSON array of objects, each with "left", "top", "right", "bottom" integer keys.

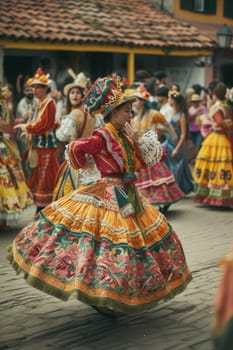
[{"left": 0, "top": 65, "right": 233, "bottom": 343}]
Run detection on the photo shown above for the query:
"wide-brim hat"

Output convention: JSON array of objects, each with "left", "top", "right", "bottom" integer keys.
[
  {"left": 83, "top": 77, "right": 136, "bottom": 119},
  {"left": 191, "top": 94, "right": 201, "bottom": 102},
  {"left": 134, "top": 84, "right": 151, "bottom": 101},
  {"left": 27, "top": 67, "right": 51, "bottom": 87},
  {"left": 63, "top": 72, "right": 88, "bottom": 96}
]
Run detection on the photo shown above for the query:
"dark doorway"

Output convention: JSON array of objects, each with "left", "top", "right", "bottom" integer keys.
[
  {"left": 220, "top": 63, "right": 233, "bottom": 87},
  {"left": 4, "top": 56, "right": 34, "bottom": 86},
  {"left": 4, "top": 56, "right": 34, "bottom": 101},
  {"left": 88, "top": 52, "right": 114, "bottom": 80}
]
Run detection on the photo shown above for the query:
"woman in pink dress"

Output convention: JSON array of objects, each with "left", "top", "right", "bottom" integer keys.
[{"left": 132, "top": 85, "right": 185, "bottom": 213}]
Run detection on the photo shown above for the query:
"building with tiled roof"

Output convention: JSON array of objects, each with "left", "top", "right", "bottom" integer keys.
[
  {"left": 155, "top": 0, "right": 233, "bottom": 87},
  {"left": 0, "top": 0, "right": 229, "bottom": 93}
]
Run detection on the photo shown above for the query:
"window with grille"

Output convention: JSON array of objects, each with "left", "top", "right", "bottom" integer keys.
[
  {"left": 224, "top": 0, "right": 233, "bottom": 19},
  {"left": 194, "top": 0, "right": 204, "bottom": 12},
  {"left": 180, "top": 0, "right": 217, "bottom": 14}
]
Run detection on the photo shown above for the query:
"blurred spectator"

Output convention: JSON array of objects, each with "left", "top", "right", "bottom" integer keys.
[
  {"left": 207, "top": 80, "right": 220, "bottom": 110},
  {"left": 15, "top": 82, "right": 39, "bottom": 179},
  {"left": 157, "top": 86, "right": 174, "bottom": 123},
  {"left": 213, "top": 246, "right": 233, "bottom": 350},
  {"left": 169, "top": 83, "right": 181, "bottom": 93},
  {"left": 192, "top": 83, "right": 203, "bottom": 96},
  {"left": 110, "top": 71, "right": 129, "bottom": 92},
  {"left": 164, "top": 90, "right": 194, "bottom": 194},
  {"left": 5, "top": 83, "right": 16, "bottom": 124},
  {"left": 153, "top": 70, "right": 167, "bottom": 87},
  {"left": 124, "top": 69, "right": 151, "bottom": 96},
  {"left": 188, "top": 93, "right": 207, "bottom": 151},
  {"left": 145, "top": 78, "right": 159, "bottom": 109},
  {"left": 184, "top": 87, "right": 195, "bottom": 109}
]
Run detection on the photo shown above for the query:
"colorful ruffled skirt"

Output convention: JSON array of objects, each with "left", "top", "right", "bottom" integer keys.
[
  {"left": 8, "top": 178, "right": 192, "bottom": 315},
  {"left": 28, "top": 148, "right": 60, "bottom": 208},
  {"left": 213, "top": 247, "right": 233, "bottom": 350},
  {"left": 194, "top": 132, "right": 233, "bottom": 207},
  {"left": 135, "top": 161, "right": 185, "bottom": 206},
  {"left": 0, "top": 137, "right": 34, "bottom": 224}
]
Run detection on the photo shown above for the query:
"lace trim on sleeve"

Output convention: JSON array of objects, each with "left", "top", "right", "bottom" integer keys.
[{"left": 136, "top": 130, "right": 163, "bottom": 167}]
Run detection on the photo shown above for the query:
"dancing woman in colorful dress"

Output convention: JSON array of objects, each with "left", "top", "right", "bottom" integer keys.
[
  {"left": 132, "top": 85, "right": 185, "bottom": 213},
  {"left": 8, "top": 77, "right": 191, "bottom": 316},
  {"left": 194, "top": 82, "right": 233, "bottom": 207},
  {"left": 0, "top": 86, "right": 34, "bottom": 228},
  {"left": 53, "top": 73, "right": 100, "bottom": 200}
]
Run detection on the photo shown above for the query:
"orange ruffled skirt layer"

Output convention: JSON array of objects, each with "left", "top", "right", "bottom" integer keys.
[{"left": 8, "top": 179, "right": 192, "bottom": 315}]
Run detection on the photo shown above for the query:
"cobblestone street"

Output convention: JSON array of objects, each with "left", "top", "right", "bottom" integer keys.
[{"left": 0, "top": 197, "right": 232, "bottom": 350}]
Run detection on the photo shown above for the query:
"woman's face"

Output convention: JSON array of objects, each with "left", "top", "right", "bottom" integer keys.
[
  {"left": 69, "top": 87, "right": 83, "bottom": 107},
  {"left": 133, "top": 97, "right": 144, "bottom": 110},
  {"left": 110, "top": 102, "right": 134, "bottom": 129},
  {"left": 169, "top": 96, "right": 175, "bottom": 107}
]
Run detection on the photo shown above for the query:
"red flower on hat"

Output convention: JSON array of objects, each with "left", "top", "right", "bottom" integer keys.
[
  {"left": 27, "top": 67, "right": 49, "bottom": 85},
  {"left": 135, "top": 85, "right": 151, "bottom": 100}
]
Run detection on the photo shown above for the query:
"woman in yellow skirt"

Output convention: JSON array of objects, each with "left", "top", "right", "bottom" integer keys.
[
  {"left": 8, "top": 77, "right": 191, "bottom": 316},
  {"left": 194, "top": 82, "right": 233, "bottom": 207},
  {"left": 0, "top": 86, "right": 34, "bottom": 228}
]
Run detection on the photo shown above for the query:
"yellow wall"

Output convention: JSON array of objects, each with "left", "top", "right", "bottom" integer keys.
[{"left": 174, "top": 0, "right": 233, "bottom": 25}]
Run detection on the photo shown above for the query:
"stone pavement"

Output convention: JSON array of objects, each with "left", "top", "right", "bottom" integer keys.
[{"left": 0, "top": 197, "right": 232, "bottom": 350}]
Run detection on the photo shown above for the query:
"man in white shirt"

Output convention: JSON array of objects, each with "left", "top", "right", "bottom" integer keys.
[{"left": 156, "top": 86, "right": 173, "bottom": 123}]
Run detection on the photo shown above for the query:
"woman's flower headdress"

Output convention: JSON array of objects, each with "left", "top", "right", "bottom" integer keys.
[
  {"left": 134, "top": 84, "right": 151, "bottom": 101},
  {"left": 168, "top": 90, "right": 181, "bottom": 99}
]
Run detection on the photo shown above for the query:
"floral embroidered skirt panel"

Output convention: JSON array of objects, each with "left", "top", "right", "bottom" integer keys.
[
  {"left": 135, "top": 161, "right": 185, "bottom": 206},
  {"left": 194, "top": 132, "right": 233, "bottom": 207},
  {"left": 0, "top": 138, "right": 34, "bottom": 223},
  {"left": 8, "top": 178, "right": 192, "bottom": 315}
]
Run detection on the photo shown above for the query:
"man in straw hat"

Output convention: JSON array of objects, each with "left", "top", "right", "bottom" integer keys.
[
  {"left": 8, "top": 76, "right": 192, "bottom": 318},
  {"left": 14, "top": 67, "right": 60, "bottom": 212}
]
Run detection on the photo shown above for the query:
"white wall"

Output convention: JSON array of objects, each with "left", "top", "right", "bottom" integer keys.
[{"left": 166, "top": 66, "right": 206, "bottom": 92}]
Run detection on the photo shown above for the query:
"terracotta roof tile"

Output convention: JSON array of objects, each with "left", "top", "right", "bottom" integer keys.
[{"left": 0, "top": 0, "right": 216, "bottom": 49}]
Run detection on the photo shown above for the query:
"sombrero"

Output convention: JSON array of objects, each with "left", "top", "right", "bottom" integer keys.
[
  {"left": 83, "top": 77, "right": 136, "bottom": 118},
  {"left": 63, "top": 72, "right": 88, "bottom": 96}
]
